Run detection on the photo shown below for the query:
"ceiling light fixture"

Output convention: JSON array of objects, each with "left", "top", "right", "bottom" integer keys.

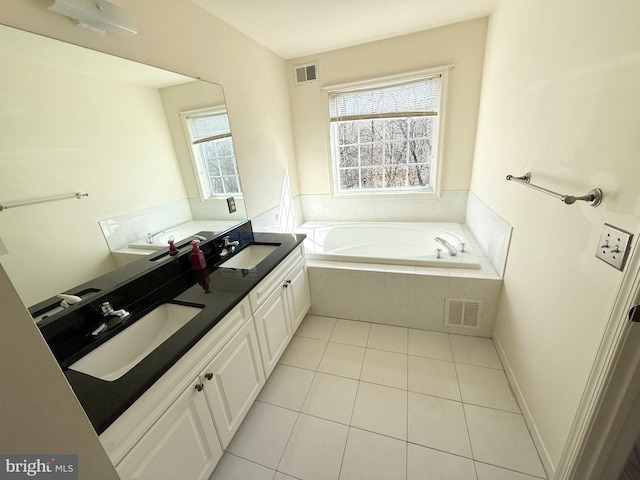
[{"left": 46, "top": 0, "right": 138, "bottom": 37}]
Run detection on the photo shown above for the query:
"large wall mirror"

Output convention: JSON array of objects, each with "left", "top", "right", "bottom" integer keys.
[{"left": 0, "top": 24, "right": 248, "bottom": 307}]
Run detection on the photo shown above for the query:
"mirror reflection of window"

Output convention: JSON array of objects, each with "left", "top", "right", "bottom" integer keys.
[{"left": 182, "top": 107, "right": 243, "bottom": 199}]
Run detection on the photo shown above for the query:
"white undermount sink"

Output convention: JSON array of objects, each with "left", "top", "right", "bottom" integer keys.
[
  {"left": 69, "top": 303, "right": 203, "bottom": 381},
  {"left": 219, "top": 244, "right": 278, "bottom": 269}
]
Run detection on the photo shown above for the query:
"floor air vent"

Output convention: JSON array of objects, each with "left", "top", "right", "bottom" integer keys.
[
  {"left": 294, "top": 62, "right": 318, "bottom": 86},
  {"left": 445, "top": 298, "right": 483, "bottom": 329}
]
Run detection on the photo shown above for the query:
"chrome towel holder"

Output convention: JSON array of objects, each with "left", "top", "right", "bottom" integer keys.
[
  {"left": 506, "top": 172, "right": 602, "bottom": 207},
  {"left": 0, "top": 192, "right": 89, "bottom": 212}
]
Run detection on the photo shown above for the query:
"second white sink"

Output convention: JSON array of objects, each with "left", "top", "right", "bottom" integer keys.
[
  {"left": 69, "top": 303, "right": 203, "bottom": 381},
  {"left": 220, "top": 244, "right": 278, "bottom": 269}
]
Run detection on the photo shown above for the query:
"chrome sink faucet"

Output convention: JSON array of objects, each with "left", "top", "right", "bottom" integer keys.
[
  {"left": 219, "top": 236, "right": 240, "bottom": 257},
  {"left": 92, "top": 302, "right": 131, "bottom": 337},
  {"left": 222, "top": 236, "right": 239, "bottom": 248},
  {"left": 435, "top": 237, "right": 458, "bottom": 256}
]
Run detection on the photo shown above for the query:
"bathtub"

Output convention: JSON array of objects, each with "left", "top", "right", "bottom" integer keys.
[
  {"left": 297, "top": 222, "right": 481, "bottom": 269},
  {"left": 128, "top": 220, "right": 239, "bottom": 251}
]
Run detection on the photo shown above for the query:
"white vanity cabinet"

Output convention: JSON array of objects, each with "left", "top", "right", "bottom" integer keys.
[
  {"left": 199, "top": 317, "right": 265, "bottom": 448},
  {"left": 253, "top": 282, "right": 292, "bottom": 377},
  {"left": 101, "top": 299, "right": 252, "bottom": 479},
  {"left": 100, "top": 244, "right": 311, "bottom": 480},
  {"left": 115, "top": 378, "right": 223, "bottom": 480},
  {"left": 286, "top": 259, "right": 312, "bottom": 332},
  {"left": 251, "top": 245, "right": 311, "bottom": 376}
]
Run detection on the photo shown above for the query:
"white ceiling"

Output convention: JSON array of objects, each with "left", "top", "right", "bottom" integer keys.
[{"left": 193, "top": 0, "right": 502, "bottom": 59}]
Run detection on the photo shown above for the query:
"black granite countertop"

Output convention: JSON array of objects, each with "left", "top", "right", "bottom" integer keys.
[{"left": 35, "top": 222, "right": 305, "bottom": 435}]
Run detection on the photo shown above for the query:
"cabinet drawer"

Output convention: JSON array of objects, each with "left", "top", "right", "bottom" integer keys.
[{"left": 249, "top": 244, "right": 304, "bottom": 312}]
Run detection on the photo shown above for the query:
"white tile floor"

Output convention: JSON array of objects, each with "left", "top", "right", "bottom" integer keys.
[{"left": 211, "top": 314, "right": 547, "bottom": 480}]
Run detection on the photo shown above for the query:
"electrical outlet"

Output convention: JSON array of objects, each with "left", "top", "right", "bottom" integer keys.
[
  {"left": 226, "top": 197, "right": 236, "bottom": 214},
  {"left": 595, "top": 224, "right": 633, "bottom": 271}
]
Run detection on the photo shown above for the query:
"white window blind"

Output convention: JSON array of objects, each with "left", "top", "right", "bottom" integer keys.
[
  {"left": 329, "top": 76, "right": 441, "bottom": 122},
  {"left": 188, "top": 113, "right": 232, "bottom": 144}
]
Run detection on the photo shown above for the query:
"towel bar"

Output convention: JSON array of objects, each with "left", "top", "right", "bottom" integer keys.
[{"left": 506, "top": 172, "right": 602, "bottom": 207}]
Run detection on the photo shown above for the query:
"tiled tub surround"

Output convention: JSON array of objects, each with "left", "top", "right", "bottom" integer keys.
[
  {"left": 306, "top": 225, "right": 501, "bottom": 337},
  {"left": 299, "top": 191, "right": 468, "bottom": 224},
  {"left": 465, "top": 191, "right": 512, "bottom": 277},
  {"left": 212, "top": 314, "right": 547, "bottom": 480},
  {"left": 99, "top": 198, "right": 246, "bottom": 252}
]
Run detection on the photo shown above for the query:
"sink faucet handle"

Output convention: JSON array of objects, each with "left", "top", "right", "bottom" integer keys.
[
  {"left": 101, "top": 302, "right": 114, "bottom": 314},
  {"left": 57, "top": 293, "right": 82, "bottom": 308},
  {"left": 222, "top": 235, "right": 240, "bottom": 250}
]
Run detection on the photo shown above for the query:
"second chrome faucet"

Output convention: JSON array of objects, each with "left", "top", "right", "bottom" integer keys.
[{"left": 92, "top": 302, "right": 131, "bottom": 337}]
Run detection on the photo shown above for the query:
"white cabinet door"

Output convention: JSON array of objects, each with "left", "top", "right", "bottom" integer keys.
[
  {"left": 286, "top": 261, "right": 311, "bottom": 334},
  {"left": 116, "top": 380, "right": 222, "bottom": 480},
  {"left": 201, "top": 318, "right": 265, "bottom": 448},
  {"left": 254, "top": 285, "right": 291, "bottom": 376}
]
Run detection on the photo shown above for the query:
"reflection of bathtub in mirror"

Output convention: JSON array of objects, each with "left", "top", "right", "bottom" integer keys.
[
  {"left": 107, "top": 220, "right": 241, "bottom": 267},
  {"left": 129, "top": 221, "right": 240, "bottom": 250}
]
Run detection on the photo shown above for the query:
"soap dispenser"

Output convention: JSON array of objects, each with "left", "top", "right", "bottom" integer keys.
[
  {"left": 168, "top": 238, "right": 179, "bottom": 256},
  {"left": 190, "top": 241, "right": 207, "bottom": 270}
]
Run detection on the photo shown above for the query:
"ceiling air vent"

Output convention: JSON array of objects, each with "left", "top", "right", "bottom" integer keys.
[
  {"left": 294, "top": 62, "right": 318, "bottom": 86},
  {"left": 444, "top": 298, "right": 483, "bottom": 329}
]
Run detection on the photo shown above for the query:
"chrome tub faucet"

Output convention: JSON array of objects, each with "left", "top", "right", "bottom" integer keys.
[{"left": 434, "top": 237, "right": 458, "bottom": 256}]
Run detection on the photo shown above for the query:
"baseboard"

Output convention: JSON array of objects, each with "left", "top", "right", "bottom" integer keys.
[{"left": 493, "top": 333, "right": 555, "bottom": 478}]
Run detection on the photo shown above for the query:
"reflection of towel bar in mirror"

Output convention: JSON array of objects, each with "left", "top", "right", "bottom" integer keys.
[
  {"left": 506, "top": 172, "right": 603, "bottom": 207},
  {"left": 0, "top": 192, "right": 88, "bottom": 212}
]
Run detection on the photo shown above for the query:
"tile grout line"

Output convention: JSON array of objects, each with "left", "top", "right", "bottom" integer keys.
[
  {"left": 450, "top": 331, "right": 480, "bottom": 480},
  {"left": 272, "top": 317, "right": 336, "bottom": 478},
  {"left": 405, "top": 327, "right": 409, "bottom": 480}
]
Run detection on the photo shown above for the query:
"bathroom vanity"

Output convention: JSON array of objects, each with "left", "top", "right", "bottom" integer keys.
[{"left": 35, "top": 221, "right": 311, "bottom": 479}]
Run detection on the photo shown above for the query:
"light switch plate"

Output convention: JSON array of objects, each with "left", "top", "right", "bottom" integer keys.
[{"left": 595, "top": 224, "right": 633, "bottom": 271}]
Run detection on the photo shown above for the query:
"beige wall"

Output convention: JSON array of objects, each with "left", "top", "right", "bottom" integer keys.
[
  {"left": 289, "top": 18, "right": 487, "bottom": 195},
  {"left": 0, "top": 54, "right": 185, "bottom": 306},
  {"left": 0, "top": 264, "right": 119, "bottom": 479},
  {"left": 471, "top": 0, "right": 640, "bottom": 471}
]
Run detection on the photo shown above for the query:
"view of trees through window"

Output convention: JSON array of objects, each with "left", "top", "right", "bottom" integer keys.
[
  {"left": 329, "top": 74, "right": 442, "bottom": 194},
  {"left": 335, "top": 116, "right": 434, "bottom": 191}
]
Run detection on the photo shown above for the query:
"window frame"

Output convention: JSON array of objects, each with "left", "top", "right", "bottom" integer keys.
[
  {"left": 324, "top": 66, "right": 450, "bottom": 198},
  {"left": 180, "top": 106, "right": 243, "bottom": 202}
]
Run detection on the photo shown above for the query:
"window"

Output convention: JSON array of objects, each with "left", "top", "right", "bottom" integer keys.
[
  {"left": 328, "top": 71, "right": 445, "bottom": 195},
  {"left": 183, "top": 107, "right": 242, "bottom": 199}
]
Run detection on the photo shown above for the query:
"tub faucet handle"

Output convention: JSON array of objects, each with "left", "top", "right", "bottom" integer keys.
[
  {"left": 435, "top": 248, "right": 443, "bottom": 259},
  {"left": 459, "top": 242, "right": 467, "bottom": 253}
]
